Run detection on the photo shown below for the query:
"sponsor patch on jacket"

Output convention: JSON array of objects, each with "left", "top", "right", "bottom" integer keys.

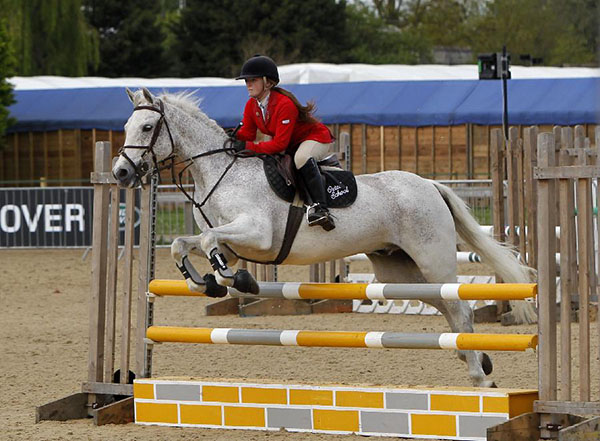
[{"left": 281, "top": 119, "right": 290, "bottom": 124}]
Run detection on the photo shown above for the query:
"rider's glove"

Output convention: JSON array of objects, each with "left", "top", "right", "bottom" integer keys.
[{"left": 232, "top": 139, "right": 246, "bottom": 152}]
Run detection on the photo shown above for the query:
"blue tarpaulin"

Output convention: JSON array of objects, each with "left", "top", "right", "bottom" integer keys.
[{"left": 8, "top": 78, "right": 599, "bottom": 133}]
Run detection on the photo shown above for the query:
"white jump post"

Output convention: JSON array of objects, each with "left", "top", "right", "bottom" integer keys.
[{"left": 36, "top": 141, "right": 154, "bottom": 424}]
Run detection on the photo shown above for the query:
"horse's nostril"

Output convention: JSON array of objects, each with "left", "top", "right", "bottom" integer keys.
[{"left": 117, "top": 168, "right": 129, "bottom": 179}]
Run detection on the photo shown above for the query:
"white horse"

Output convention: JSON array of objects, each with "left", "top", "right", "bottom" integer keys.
[{"left": 113, "top": 88, "right": 536, "bottom": 388}]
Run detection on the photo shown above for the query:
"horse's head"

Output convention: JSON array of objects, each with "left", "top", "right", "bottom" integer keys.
[{"left": 112, "top": 87, "right": 175, "bottom": 187}]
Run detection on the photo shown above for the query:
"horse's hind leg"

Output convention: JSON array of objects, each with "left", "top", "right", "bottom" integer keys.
[
  {"left": 428, "top": 299, "right": 495, "bottom": 387},
  {"left": 368, "top": 251, "right": 494, "bottom": 387}
]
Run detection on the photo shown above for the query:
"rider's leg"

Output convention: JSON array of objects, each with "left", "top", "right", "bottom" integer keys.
[{"left": 295, "top": 141, "right": 335, "bottom": 230}]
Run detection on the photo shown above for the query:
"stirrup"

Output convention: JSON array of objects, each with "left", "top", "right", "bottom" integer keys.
[{"left": 306, "top": 204, "right": 335, "bottom": 231}]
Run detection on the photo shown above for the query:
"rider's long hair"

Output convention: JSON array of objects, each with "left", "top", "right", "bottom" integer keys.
[{"left": 268, "top": 81, "right": 319, "bottom": 124}]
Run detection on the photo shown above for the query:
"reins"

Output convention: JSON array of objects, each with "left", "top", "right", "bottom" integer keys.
[
  {"left": 159, "top": 122, "right": 271, "bottom": 231},
  {"left": 120, "top": 100, "right": 282, "bottom": 264}
]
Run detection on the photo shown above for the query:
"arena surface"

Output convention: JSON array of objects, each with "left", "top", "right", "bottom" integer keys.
[{"left": 2, "top": 249, "right": 597, "bottom": 441}]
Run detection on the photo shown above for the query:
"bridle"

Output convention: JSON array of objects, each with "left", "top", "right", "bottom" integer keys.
[
  {"left": 117, "top": 100, "right": 177, "bottom": 185},
  {"left": 116, "top": 99, "right": 253, "bottom": 229}
]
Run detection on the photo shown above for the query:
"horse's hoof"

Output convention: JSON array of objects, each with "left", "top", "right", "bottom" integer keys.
[
  {"left": 233, "top": 269, "right": 260, "bottom": 294},
  {"left": 481, "top": 352, "right": 493, "bottom": 376},
  {"left": 202, "top": 273, "right": 228, "bottom": 298}
]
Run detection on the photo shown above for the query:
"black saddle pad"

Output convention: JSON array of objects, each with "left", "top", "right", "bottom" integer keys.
[
  {"left": 263, "top": 156, "right": 357, "bottom": 208},
  {"left": 321, "top": 169, "right": 357, "bottom": 208}
]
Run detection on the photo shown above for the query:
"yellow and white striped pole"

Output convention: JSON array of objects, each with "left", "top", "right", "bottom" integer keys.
[
  {"left": 146, "top": 326, "right": 538, "bottom": 352},
  {"left": 148, "top": 279, "right": 537, "bottom": 301}
]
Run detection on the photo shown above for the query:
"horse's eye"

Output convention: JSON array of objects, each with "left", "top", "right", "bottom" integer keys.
[{"left": 142, "top": 124, "right": 153, "bottom": 132}]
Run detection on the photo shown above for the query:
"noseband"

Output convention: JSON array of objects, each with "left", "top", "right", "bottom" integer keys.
[{"left": 117, "top": 100, "right": 177, "bottom": 185}]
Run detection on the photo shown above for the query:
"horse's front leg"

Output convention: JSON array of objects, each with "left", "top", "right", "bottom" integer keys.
[
  {"left": 171, "top": 235, "right": 227, "bottom": 297},
  {"left": 171, "top": 215, "right": 272, "bottom": 297}
]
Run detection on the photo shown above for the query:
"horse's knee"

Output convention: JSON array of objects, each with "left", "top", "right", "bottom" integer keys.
[
  {"left": 199, "top": 231, "right": 216, "bottom": 253},
  {"left": 171, "top": 237, "right": 188, "bottom": 262}
]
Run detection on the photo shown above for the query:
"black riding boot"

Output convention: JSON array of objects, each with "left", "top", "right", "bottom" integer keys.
[{"left": 299, "top": 158, "right": 335, "bottom": 231}]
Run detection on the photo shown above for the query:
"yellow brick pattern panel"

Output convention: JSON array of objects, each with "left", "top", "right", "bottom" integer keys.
[
  {"left": 431, "top": 394, "right": 480, "bottom": 412},
  {"left": 180, "top": 404, "right": 222, "bottom": 425},
  {"left": 508, "top": 393, "right": 538, "bottom": 418},
  {"left": 135, "top": 402, "right": 178, "bottom": 424},
  {"left": 483, "top": 396, "right": 509, "bottom": 413},
  {"left": 203, "top": 385, "right": 239, "bottom": 403},
  {"left": 289, "top": 388, "right": 333, "bottom": 406},
  {"left": 411, "top": 413, "right": 457, "bottom": 437},
  {"left": 241, "top": 386, "right": 287, "bottom": 404},
  {"left": 224, "top": 406, "right": 265, "bottom": 427},
  {"left": 336, "top": 390, "right": 384, "bottom": 408},
  {"left": 313, "top": 409, "right": 359, "bottom": 432},
  {"left": 133, "top": 383, "right": 155, "bottom": 400},
  {"left": 134, "top": 380, "right": 539, "bottom": 439}
]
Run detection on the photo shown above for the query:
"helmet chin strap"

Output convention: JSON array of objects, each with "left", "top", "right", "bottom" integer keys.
[{"left": 254, "top": 77, "right": 275, "bottom": 102}]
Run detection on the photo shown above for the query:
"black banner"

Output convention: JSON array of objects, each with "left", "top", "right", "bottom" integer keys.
[{"left": 0, "top": 187, "right": 141, "bottom": 248}]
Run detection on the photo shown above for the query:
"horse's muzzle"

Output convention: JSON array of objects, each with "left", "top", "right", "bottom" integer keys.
[{"left": 112, "top": 160, "right": 137, "bottom": 188}]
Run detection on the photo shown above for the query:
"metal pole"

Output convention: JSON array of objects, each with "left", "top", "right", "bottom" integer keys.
[{"left": 501, "top": 45, "right": 509, "bottom": 141}]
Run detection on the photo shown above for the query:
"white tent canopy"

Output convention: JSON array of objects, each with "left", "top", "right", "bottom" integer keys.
[{"left": 10, "top": 63, "right": 599, "bottom": 90}]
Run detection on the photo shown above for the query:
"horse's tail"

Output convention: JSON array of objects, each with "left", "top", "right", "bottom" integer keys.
[{"left": 432, "top": 181, "right": 538, "bottom": 325}]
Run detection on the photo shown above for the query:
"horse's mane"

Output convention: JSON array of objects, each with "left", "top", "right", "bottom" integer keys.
[{"left": 160, "top": 91, "right": 225, "bottom": 134}]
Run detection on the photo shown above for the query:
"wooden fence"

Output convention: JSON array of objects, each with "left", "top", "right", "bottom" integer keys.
[
  {"left": 533, "top": 127, "right": 600, "bottom": 439},
  {"left": 3, "top": 123, "right": 598, "bottom": 185},
  {"left": 492, "top": 125, "right": 600, "bottom": 273}
]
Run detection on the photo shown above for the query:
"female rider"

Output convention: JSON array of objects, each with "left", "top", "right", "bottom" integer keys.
[{"left": 232, "top": 55, "right": 335, "bottom": 231}]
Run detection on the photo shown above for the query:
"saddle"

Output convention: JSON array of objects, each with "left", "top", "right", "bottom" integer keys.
[{"left": 263, "top": 153, "right": 358, "bottom": 208}]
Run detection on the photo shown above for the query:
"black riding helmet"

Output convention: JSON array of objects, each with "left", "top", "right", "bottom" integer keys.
[{"left": 236, "top": 55, "right": 279, "bottom": 84}]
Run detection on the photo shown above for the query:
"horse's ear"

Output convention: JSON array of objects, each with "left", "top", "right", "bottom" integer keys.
[
  {"left": 125, "top": 87, "right": 136, "bottom": 104},
  {"left": 142, "top": 87, "right": 154, "bottom": 104}
]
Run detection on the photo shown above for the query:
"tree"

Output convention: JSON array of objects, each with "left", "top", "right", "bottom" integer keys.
[
  {"left": 174, "top": 0, "right": 348, "bottom": 77},
  {"left": 84, "top": 0, "right": 167, "bottom": 77},
  {"left": 158, "top": 2, "right": 185, "bottom": 76},
  {"left": 546, "top": 0, "right": 598, "bottom": 65},
  {"left": 1, "top": 0, "right": 98, "bottom": 75},
  {"left": 344, "top": 2, "right": 431, "bottom": 64},
  {"left": 468, "top": 0, "right": 598, "bottom": 66},
  {"left": 366, "top": 0, "right": 598, "bottom": 66},
  {"left": 354, "top": 0, "right": 480, "bottom": 63},
  {"left": 372, "top": 0, "right": 405, "bottom": 25},
  {"left": 409, "top": 0, "right": 476, "bottom": 48},
  {"left": 0, "top": 20, "right": 15, "bottom": 150}
]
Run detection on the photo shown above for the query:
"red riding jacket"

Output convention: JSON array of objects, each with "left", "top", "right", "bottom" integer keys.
[{"left": 236, "top": 90, "right": 333, "bottom": 154}]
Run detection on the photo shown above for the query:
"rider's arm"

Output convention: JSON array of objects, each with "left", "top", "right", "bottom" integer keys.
[
  {"left": 247, "top": 100, "right": 298, "bottom": 154},
  {"left": 236, "top": 100, "right": 258, "bottom": 142}
]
